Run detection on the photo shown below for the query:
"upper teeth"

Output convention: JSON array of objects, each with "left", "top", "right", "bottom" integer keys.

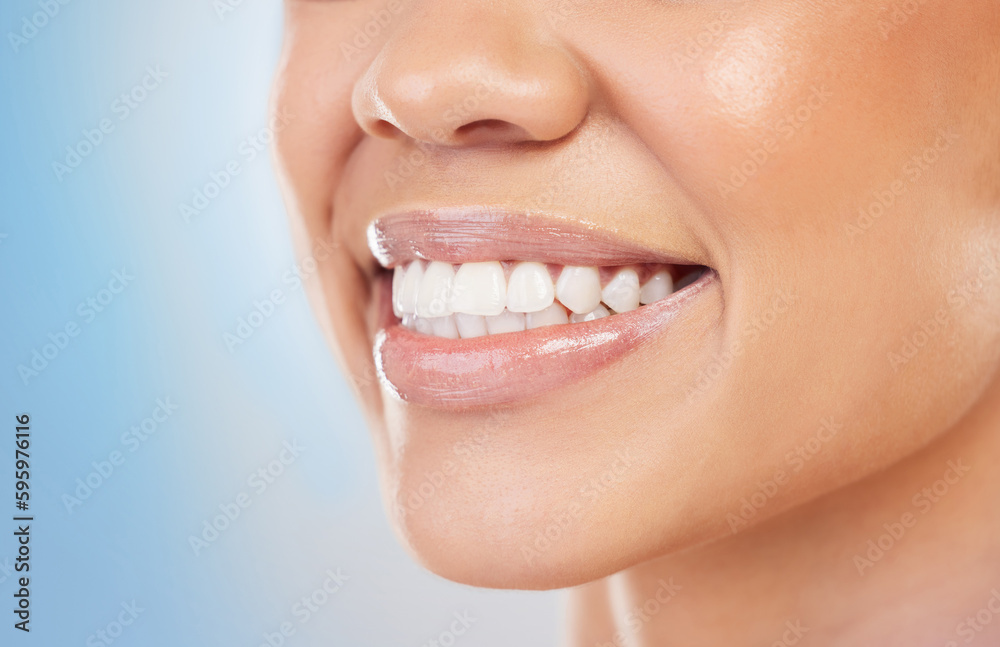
[
  {"left": 393, "top": 260, "right": 686, "bottom": 336},
  {"left": 506, "top": 262, "right": 555, "bottom": 313},
  {"left": 601, "top": 268, "right": 640, "bottom": 313},
  {"left": 555, "top": 265, "right": 602, "bottom": 314},
  {"left": 449, "top": 261, "right": 506, "bottom": 316}
]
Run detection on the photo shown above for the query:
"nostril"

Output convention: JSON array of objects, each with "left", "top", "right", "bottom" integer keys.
[
  {"left": 456, "top": 119, "right": 508, "bottom": 134},
  {"left": 454, "top": 119, "right": 530, "bottom": 145},
  {"left": 372, "top": 119, "right": 402, "bottom": 140}
]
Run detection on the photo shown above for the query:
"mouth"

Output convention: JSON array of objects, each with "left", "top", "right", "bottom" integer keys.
[{"left": 367, "top": 209, "right": 719, "bottom": 409}]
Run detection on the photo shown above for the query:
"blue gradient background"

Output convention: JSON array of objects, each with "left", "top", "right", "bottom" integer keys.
[{"left": 0, "top": 1, "right": 557, "bottom": 644}]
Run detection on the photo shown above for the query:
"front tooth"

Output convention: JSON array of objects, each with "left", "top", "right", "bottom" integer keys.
[
  {"left": 392, "top": 266, "right": 405, "bottom": 317},
  {"left": 601, "top": 268, "right": 640, "bottom": 313},
  {"left": 506, "top": 262, "right": 555, "bottom": 313},
  {"left": 401, "top": 313, "right": 417, "bottom": 330},
  {"left": 569, "top": 304, "right": 610, "bottom": 323},
  {"left": 525, "top": 303, "right": 569, "bottom": 329},
  {"left": 416, "top": 261, "right": 454, "bottom": 317},
  {"left": 450, "top": 261, "right": 506, "bottom": 316},
  {"left": 555, "top": 266, "right": 602, "bottom": 314},
  {"left": 639, "top": 270, "right": 673, "bottom": 304},
  {"left": 399, "top": 261, "right": 424, "bottom": 315},
  {"left": 455, "top": 313, "right": 488, "bottom": 338},
  {"left": 413, "top": 315, "right": 434, "bottom": 335},
  {"left": 431, "top": 315, "right": 459, "bottom": 339},
  {"left": 485, "top": 309, "right": 526, "bottom": 334}
]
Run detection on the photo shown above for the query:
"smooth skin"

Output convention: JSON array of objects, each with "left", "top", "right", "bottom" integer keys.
[{"left": 272, "top": 1, "right": 1000, "bottom": 645}]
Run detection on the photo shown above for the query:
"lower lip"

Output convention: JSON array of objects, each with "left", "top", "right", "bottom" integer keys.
[{"left": 372, "top": 270, "right": 719, "bottom": 409}]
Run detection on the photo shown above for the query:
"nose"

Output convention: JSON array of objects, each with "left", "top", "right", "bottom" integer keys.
[{"left": 351, "top": 2, "right": 590, "bottom": 147}]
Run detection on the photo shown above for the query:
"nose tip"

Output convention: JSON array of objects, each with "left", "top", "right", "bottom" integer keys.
[{"left": 351, "top": 10, "right": 590, "bottom": 147}]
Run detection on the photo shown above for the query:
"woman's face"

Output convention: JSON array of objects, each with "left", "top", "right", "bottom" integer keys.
[{"left": 273, "top": 0, "right": 1000, "bottom": 588}]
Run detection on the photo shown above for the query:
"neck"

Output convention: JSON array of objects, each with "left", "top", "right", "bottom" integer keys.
[{"left": 567, "top": 374, "right": 1000, "bottom": 647}]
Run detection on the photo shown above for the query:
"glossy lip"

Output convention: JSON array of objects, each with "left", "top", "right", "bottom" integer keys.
[
  {"left": 367, "top": 208, "right": 702, "bottom": 268},
  {"left": 373, "top": 269, "right": 719, "bottom": 409}
]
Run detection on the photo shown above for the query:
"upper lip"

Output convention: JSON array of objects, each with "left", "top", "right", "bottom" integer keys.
[{"left": 366, "top": 207, "right": 705, "bottom": 268}]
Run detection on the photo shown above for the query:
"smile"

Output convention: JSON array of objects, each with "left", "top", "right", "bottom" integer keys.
[{"left": 368, "top": 209, "right": 720, "bottom": 408}]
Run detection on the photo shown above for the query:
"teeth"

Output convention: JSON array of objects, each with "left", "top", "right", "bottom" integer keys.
[
  {"left": 450, "top": 261, "right": 507, "bottom": 316},
  {"left": 413, "top": 315, "right": 434, "bottom": 335},
  {"left": 431, "top": 314, "right": 459, "bottom": 339},
  {"left": 397, "top": 261, "right": 697, "bottom": 338},
  {"left": 392, "top": 266, "right": 405, "bottom": 317},
  {"left": 639, "top": 270, "right": 673, "bottom": 304},
  {"left": 570, "top": 304, "right": 610, "bottom": 323},
  {"left": 555, "top": 266, "right": 602, "bottom": 314},
  {"left": 601, "top": 268, "right": 640, "bottom": 313},
  {"left": 506, "top": 262, "right": 555, "bottom": 313},
  {"left": 455, "top": 313, "right": 488, "bottom": 338},
  {"left": 485, "top": 309, "right": 526, "bottom": 334},
  {"left": 526, "top": 303, "right": 569, "bottom": 329},
  {"left": 416, "top": 261, "right": 455, "bottom": 317},
  {"left": 398, "top": 261, "right": 424, "bottom": 315}
]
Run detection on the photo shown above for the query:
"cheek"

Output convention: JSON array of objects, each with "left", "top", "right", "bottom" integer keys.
[
  {"left": 569, "top": 1, "right": 1000, "bottom": 514},
  {"left": 273, "top": 4, "right": 392, "bottom": 231},
  {"left": 585, "top": 1, "right": 985, "bottom": 241}
]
